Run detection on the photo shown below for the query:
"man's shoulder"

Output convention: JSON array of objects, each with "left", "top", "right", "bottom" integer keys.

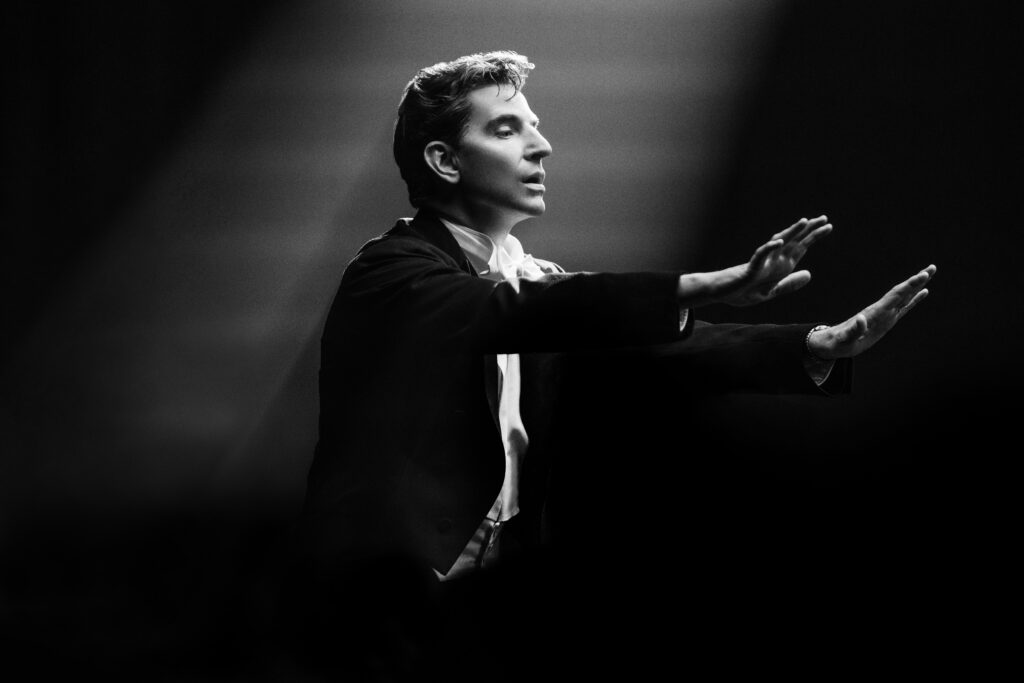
[
  {"left": 354, "top": 218, "right": 426, "bottom": 254},
  {"left": 344, "top": 220, "right": 441, "bottom": 270},
  {"left": 353, "top": 216, "right": 463, "bottom": 265},
  {"left": 339, "top": 216, "right": 471, "bottom": 294}
]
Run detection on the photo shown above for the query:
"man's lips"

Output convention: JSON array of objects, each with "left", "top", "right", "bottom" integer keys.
[{"left": 523, "top": 172, "right": 545, "bottom": 191}]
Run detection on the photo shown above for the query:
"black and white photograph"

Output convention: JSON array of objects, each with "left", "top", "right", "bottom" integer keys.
[{"left": 1, "top": 1, "right": 1013, "bottom": 680}]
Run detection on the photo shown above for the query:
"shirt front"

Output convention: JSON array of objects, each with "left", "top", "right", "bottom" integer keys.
[{"left": 441, "top": 217, "right": 559, "bottom": 523}]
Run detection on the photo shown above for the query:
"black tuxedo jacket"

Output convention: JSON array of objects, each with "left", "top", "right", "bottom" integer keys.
[{"left": 300, "top": 209, "right": 850, "bottom": 574}]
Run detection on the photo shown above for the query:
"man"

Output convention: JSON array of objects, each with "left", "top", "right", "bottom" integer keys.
[{"left": 288, "top": 51, "right": 934, "bottom": 678}]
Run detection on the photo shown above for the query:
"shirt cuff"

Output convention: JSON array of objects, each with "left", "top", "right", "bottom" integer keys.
[
  {"left": 803, "top": 355, "right": 835, "bottom": 386},
  {"left": 678, "top": 307, "right": 689, "bottom": 332}
]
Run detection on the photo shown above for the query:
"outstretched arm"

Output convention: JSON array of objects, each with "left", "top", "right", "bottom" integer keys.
[
  {"left": 676, "top": 215, "right": 833, "bottom": 308},
  {"left": 807, "top": 265, "right": 937, "bottom": 360}
]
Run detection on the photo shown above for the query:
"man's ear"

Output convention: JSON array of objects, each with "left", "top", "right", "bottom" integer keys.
[{"left": 423, "top": 141, "right": 460, "bottom": 186}]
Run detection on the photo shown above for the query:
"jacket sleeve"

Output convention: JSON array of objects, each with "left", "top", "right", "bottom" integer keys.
[
  {"left": 335, "top": 235, "right": 687, "bottom": 354},
  {"left": 571, "top": 320, "right": 853, "bottom": 397}
]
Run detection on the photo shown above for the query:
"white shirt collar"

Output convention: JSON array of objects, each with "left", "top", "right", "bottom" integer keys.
[{"left": 439, "top": 217, "right": 531, "bottom": 280}]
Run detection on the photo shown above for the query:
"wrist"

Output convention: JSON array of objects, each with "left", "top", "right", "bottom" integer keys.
[
  {"left": 677, "top": 267, "right": 741, "bottom": 308},
  {"left": 677, "top": 272, "right": 713, "bottom": 308}
]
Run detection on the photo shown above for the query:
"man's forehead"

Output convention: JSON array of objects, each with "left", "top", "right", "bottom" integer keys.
[{"left": 467, "top": 84, "right": 536, "bottom": 122}]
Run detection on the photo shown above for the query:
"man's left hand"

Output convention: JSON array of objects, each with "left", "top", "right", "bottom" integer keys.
[{"left": 807, "top": 265, "right": 937, "bottom": 360}]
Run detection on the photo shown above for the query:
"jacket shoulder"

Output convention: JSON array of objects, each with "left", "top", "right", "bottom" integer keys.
[
  {"left": 353, "top": 218, "right": 462, "bottom": 265},
  {"left": 337, "top": 218, "right": 473, "bottom": 302},
  {"left": 343, "top": 220, "right": 452, "bottom": 275}
]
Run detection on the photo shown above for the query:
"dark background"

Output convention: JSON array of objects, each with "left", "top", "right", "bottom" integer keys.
[{"left": 1, "top": 0, "right": 1014, "bottom": 679}]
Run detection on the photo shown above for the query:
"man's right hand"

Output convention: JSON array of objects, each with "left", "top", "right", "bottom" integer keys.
[{"left": 676, "top": 215, "right": 832, "bottom": 308}]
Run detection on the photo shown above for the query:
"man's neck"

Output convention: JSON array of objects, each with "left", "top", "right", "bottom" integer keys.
[{"left": 426, "top": 200, "right": 519, "bottom": 248}]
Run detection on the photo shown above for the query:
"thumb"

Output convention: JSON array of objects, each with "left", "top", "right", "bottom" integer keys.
[
  {"left": 850, "top": 313, "right": 868, "bottom": 340},
  {"left": 838, "top": 314, "right": 868, "bottom": 343}
]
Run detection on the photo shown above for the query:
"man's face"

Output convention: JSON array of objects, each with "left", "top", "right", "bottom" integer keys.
[{"left": 454, "top": 84, "right": 552, "bottom": 225}]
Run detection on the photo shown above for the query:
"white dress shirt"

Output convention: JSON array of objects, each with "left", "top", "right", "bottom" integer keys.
[{"left": 441, "top": 217, "right": 557, "bottom": 523}]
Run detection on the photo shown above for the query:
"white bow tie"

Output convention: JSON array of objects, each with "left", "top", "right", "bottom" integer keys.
[{"left": 495, "top": 251, "right": 544, "bottom": 281}]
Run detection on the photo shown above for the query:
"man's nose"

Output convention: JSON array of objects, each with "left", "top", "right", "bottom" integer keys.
[{"left": 526, "top": 129, "right": 552, "bottom": 160}]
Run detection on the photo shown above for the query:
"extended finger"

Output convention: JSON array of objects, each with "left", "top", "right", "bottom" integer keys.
[
  {"left": 782, "top": 214, "right": 828, "bottom": 243},
  {"left": 800, "top": 223, "right": 832, "bottom": 248},
  {"left": 767, "top": 269, "right": 811, "bottom": 299},
  {"left": 881, "top": 265, "right": 937, "bottom": 308},
  {"left": 772, "top": 218, "right": 807, "bottom": 242},
  {"left": 895, "top": 288, "right": 929, "bottom": 321}
]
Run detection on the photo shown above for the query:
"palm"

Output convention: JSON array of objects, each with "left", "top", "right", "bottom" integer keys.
[
  {"left": 809, "top": 265, "right": 937, "bottom": 359},
  {"left": 721, "top": 216, "right": 832, "bottom": 306}
]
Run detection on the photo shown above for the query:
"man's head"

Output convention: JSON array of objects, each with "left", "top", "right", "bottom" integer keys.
[{"left": 394, "top": 51, "right": 552, "bottom": 229}]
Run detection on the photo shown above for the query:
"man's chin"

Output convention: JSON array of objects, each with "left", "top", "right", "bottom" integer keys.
[
  {"left": 522, "top": 200, "right": 546, "bottom": 217},
  {"left": 507, "top": 205, "right": 545, "bottom": 228}
]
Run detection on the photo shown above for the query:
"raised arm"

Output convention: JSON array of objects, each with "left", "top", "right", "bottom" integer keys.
[{"left": 675, "top": 215, "right": 832, "bottom": 308}]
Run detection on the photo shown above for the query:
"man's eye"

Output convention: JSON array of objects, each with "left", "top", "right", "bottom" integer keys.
[{"left": 496, "top": 128, "right": 515, "bottom": 138}]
